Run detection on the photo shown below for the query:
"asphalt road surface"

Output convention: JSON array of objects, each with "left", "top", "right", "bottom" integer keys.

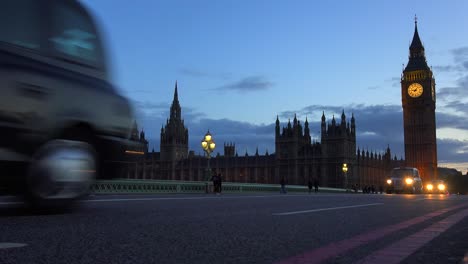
[{"left": 1, "top": 192, "right": 468, "bottom": 264}]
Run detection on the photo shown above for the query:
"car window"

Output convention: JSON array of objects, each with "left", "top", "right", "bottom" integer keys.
[
  {"left": 391, "top": 169, "right": 414, "bottom": 178},
  {"left": 0, "top": 0, "right": 41, "bottom": 50},
  {"left": 49, "top": 1, "right": 102, "bottom": 66}
]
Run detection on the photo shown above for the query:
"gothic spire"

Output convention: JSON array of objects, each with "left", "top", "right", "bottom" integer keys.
[
  {"left": 405, "top": 16, "right": 429, "bottom": 72},
  {"left": 275, "top": 115, "right": 280, "bottom": 136},
  {"left": 409, "top": 15, "right": 423, "bottom": 53},
  {"left": 170, "top": 81, "right": 181, "bottom": 120},
  {"left": 174, "top": 80, "right": 179, "bottom": 103}
]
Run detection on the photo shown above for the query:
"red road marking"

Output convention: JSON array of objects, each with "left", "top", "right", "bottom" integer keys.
[
  {"left": 356, "top": 207, "right": 468, "bottom": 264},
  {"left": 275, "top": 203, "right": 466, "bottom": 264}
]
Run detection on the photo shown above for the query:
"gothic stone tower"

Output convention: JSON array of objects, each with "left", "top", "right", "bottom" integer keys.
[
  {"left": 320, "top": 111, "right": 356, "bottom": 188},
  {"left": 401, "top": 19, "right": 437, "bottom": 181},
  {"left": 275, "top": 114, "right": 313, "bottom": 184},
  {"left": 160, "top": 81, "right": 189, "bottom": 162}
]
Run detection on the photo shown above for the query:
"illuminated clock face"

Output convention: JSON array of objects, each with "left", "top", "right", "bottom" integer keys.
[{"left": 408, "top": 83, "right": 423, "bottom": 98}]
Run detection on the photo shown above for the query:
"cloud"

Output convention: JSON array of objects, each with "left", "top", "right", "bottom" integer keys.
[
  {"left": 217, "top": 76, "right": 273, "bottom": 92},
  {"left": 452, "top": 46, "right": 468, "bottom": 63},
  {"left": 432, "top": 47, "right": 467, "bottom": 74},
  {"left": 179, "top": 68, "right": 208, "bottom": 77},
  {"left": 433, "top": 65, "right": 459, "bottom": 72},
  {"left": 385, "top": 77, "right": 401, "bottom": 87},
  {"left": 435, "top": 47, "right": 468, "bottom": 104},
  {"left": 178, "top": 68, "right": 231, "bottom": 80},
  {"left": 437, "top": 138, "right": 468, "bottom": 163},
  {"left": 134, "top": 101, "right": 169, "bottom": 112}
]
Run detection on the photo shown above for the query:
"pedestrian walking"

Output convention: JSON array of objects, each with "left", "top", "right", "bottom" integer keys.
[
  {"left": 217, "top": 173, "right": 223, "bottom": 194},
  {"left": 210, "top": 171, "right": 218, "bottom": 194},
  {"left": 280, "top": 178, "right": 287, "bottom": 194},
  {"left": 314, "top": 178, "right": 319, "bottom": 193},
  {"left": 308, "top": 180, "right": 313, "bottom": 194}
]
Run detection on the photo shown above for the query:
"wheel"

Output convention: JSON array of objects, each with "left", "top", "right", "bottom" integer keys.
[{"left": 24, "top": 139, "right": 96, "bottom": 210}]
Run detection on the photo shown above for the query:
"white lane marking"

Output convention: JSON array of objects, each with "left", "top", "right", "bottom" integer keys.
[
  {"left": 0, "top": 202, "right": 23, "bottom": 206},
  {"left": 272, "top": 203, "right": 384, "bottom": 216},
  {"left": 0, "top": 243, "right": 28, "bottom": 249},
  {"left": 414, "top": 198, "right": 428, "bottom": 201}
]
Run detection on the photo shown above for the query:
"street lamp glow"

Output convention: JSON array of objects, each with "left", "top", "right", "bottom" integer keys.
[
  {"left": 342, "top": 163, "right": 348, "bottom": 191},
  {"left": 201, "top": 130, "right": 216, "bottom": 192}
]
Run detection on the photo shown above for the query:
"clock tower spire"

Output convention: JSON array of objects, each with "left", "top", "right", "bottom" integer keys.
[{"left": 401, "top": 18, "right": 437, "bottom": 181}]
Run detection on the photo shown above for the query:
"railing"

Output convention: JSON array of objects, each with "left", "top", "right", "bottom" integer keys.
[{"left": 89, "top": 179, "right": 347, "bottom": 194}]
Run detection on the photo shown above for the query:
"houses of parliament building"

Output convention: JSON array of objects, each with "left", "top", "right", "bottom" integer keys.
[
  {"left": 123, "top": 20, "right": 441, "bottom": 188},
  {"left": 127, "top": 83, "right": 403, "bottom": 188}
]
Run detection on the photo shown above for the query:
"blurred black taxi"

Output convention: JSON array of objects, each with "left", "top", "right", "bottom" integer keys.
[
  {"left": 385, "top": 167, "right": 423, "bottom": 194},
  {"left": 0, "top": 0, "right": 142, "bottom": 209}
]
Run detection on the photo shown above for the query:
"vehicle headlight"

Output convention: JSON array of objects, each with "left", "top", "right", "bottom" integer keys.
[
  {"left": 426, "top": 184, "right": 433, "bottom": 191},
  {"left": 438, "top": 184, "right": 445, "bottom": 191},
  {"left": 386, "top": 179, "right": 392, "bottom": 184},
  {"left": 405, "top": 178, "right": 413, "bottom": 185}
]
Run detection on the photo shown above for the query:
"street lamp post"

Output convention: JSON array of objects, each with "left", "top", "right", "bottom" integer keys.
[
  {"left": 342, "top": 163, "right": 348, "bottom": 192},
  {"left": 201, "top": 130, "right": 216, "bottom": 193}
]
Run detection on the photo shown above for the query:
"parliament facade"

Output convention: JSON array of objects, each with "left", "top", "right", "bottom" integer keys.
[{"left": 125, "top": 83, "right": 403, "bottom": 188}]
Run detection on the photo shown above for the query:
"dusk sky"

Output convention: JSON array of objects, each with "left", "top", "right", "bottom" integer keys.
[{"left": 81, "top": 0, "right": 468, "bottom": 173}]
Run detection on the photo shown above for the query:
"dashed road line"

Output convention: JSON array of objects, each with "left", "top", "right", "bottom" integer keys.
[
  {"left": 0, "top": 243, "right": 28, "bottom": 249},
  {"left": 272, "top": 203, "right": 384, "bottom": 216},
  {"left": 0, "top": 202, "right": 23, "bottom": 206}
]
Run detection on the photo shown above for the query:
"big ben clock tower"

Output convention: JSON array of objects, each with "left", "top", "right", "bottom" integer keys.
[{"left": 401, "top": 17, "right": 437, "bottom": 181}]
